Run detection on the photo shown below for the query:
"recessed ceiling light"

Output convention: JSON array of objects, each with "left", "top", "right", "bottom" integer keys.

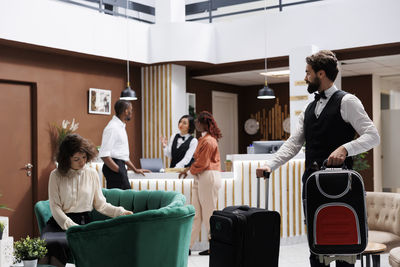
[{"left": 260, "top": 70, "right": 290, "bottom": 77}]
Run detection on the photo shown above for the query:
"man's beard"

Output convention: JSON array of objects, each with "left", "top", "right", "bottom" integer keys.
[
  {"left": 125, "top": 115, "right": 131, "bottom": 121},
  {"left": 307, "top": 77, "right": 321, "bottom": 94}
]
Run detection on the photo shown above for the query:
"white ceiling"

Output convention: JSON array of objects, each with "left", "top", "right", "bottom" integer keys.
[{"left": 193, "top": 54, "right": 400, "bottom": 91}]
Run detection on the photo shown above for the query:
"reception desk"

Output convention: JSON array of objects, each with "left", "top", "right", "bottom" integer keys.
[{"left": 89, "top": 152, "right": 306, "bottom": 249}]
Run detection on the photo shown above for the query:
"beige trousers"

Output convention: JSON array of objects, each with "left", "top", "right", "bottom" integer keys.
[{"left": 190, "top": 170, "right": 222, "bottom": 248}]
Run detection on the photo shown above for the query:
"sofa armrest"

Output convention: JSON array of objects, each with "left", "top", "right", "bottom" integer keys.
[
  {"left": 34, "top": 200, "right": 52, "bottom": 235},
  {"left": 67, "top": 205, "right": 195, "bottom": 267}
]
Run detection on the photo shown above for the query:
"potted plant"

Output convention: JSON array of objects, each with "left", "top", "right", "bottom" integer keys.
[
  {"left": 0, "top": 221, "right": 4, "bottom": 240},
  {"left": 13, "top": 236, "right": 47, "bottom": 267}
]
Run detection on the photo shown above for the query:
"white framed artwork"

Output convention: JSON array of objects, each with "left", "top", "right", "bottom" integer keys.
[{"left": 88, "top": 88, "right": 111, "bottom": 115}]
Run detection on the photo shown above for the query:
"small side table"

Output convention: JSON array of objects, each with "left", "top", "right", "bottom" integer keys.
[{"left": 361, "top": 242, "right": 387, "bottom": 267}]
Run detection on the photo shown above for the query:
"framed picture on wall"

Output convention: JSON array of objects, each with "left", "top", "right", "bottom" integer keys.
[{"left": 88, "top": 88, "right": 112, "bottom": 115}]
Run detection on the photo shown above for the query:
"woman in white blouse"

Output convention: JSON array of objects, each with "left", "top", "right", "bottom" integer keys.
[
  {"left": 42, "top": 134, "right": 132, "bottom": 265},
  {"left": 160, "top": 115, "right": 198, "bottom": 168}
]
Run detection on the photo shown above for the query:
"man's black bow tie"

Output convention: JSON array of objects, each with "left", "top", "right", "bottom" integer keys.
[
  {"left": 177, "top": 134, "right": 185, "bottom": 141},
  {"left": 314, "top": 91, "right": 327, "bottom": 101}
]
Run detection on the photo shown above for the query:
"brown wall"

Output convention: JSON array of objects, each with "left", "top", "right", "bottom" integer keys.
[
  {"left": 238, "top": 83, "right": 290, "bottom": 153},
  {"left": 0, "top": 43, "right": 142, "bottom": 202},
  {"left": 186, "top": 77, "right": 241, "bottom": 113},
  {"left": 342, "top": 75, "right": 374, "bottom": 191}
]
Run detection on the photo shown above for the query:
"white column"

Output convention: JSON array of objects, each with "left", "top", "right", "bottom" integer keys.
[
  {"left": 288, "top": 45, "right": 319, "bottom": 133},
  {"left": 372, "top": 75, "right": 382, "bottom": 191},
  {"left": 390, "top": 90, "right": 400, "bottom": 109},
  {"left": 155, "top": 0, "right": 185, "bottom": 24}
]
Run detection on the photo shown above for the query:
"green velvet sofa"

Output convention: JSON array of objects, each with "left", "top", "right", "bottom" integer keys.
[{"left": 34, "top": 189, "right": 195, "bottom": 267}]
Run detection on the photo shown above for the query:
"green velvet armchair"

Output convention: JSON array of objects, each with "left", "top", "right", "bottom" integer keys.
[{"left": 34, "top": 189, "right": 195, "bottom": 267}]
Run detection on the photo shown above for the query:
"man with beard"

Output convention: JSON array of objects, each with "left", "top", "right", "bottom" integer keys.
[
  {"left": 256, "top": 50, "right": 379, "bottom": 267},
  {"left": 99, "top": 100, "right": 149, "bottom": 189}
]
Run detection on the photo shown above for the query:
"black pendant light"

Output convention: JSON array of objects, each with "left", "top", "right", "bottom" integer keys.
[
  {"left": 258, "top": 0, "right": 275, "bottom": 100},
  {"left": 120, "top": 81, "right": 137, "bottom": 101},
  {"left": 257, "top": 81, "right": 275, "bottom": 99},
  {"left": 120, "top": 0, "right": 137, "bottom": 101}
]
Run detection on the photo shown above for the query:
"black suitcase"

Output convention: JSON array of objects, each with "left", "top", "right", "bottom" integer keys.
[
  {"left": 304, "top": 161, "right": 368, "bottom": 255},
  {"left": 209, "top": 172, "right": 281, "bottom": 267}
]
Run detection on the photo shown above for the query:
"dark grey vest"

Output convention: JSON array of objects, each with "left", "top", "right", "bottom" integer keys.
[
  {"left": 170, "top": 134, "right": 194, "bottom": 168},
  {"left": 304, "top": 90, "right": 355, "bottom": 171}
]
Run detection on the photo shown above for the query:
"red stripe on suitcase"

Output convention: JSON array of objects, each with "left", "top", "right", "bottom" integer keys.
[{"left": 315, "top": 206, "right": 358, "bottom": 245}]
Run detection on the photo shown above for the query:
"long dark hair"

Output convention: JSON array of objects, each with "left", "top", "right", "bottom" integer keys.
[
  {"left": 179, "top": 115, "right": 195, "bottom": 134},
  {"left": 197, "top": 111, "right": 222, "bottom": 141},
  {"left": 56, "top": 134, "right": 97, "bottom": 175}
]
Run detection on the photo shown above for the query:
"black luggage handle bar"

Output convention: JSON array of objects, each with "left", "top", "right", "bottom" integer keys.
[
  {"left": 321, "top": 159, "right": 348, "bottom": 170},
  {"left": 256, "top": 171, "right": 270, "bottom": 209}
]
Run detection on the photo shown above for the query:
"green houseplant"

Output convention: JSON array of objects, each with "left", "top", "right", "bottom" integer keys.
[
  {"left": 353, "top": 151, "right": 370, "bottom": 172},
  {"left": 0, "top": 193, "right": 13, "bottom": 211},
  {"left": 0, "top": 221, "right": 4, "bottom": 240},
  {"left": 14, "top": 236, "right": 47, "bottom": 267}
]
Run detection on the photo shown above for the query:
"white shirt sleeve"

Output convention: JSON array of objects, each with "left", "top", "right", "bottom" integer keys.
[
  {"left": 99, "top": 127, "right": 115, "bottom": 158},
  {"left": 265, "top": 112, "right": 305, "bottom": 170},
  {"left": 163, "top": 134, "right": 174, "bottom": 159},
  {"left": 340, "top": 94, "right": 380, "bottom": 156},
  {"left": 175, "top": 138, "right": 198, "bottom": 168}
]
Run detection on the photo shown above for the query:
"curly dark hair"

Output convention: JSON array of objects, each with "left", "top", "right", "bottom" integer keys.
[
  {"left": 114, "top": 100, "right": 132, "bottom": 117},
  {"left": 197, "top": 111, "right": 222, "bottom": 141},
  {"left": 56, "top": 134, "right": 98, "bottom": 175},
  {"left": 306, "top": 50, "right": 339, "bottom": 82},
  {"left": 179, "top": 115, "right": 195, "bottom": 134}
]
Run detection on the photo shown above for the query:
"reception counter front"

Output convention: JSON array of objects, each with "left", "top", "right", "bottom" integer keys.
[{"left": 90, "top": 152, "right": 306, "bottom": 249}]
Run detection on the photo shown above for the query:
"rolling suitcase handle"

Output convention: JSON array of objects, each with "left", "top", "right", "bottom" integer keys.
[{"left": 256, "top": 171, "right": 270, "bottom": 209}]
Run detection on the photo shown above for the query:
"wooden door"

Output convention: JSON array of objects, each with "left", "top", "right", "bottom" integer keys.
[
  {"left": 0, "top": 82, "right": 34, "bottom": 240},
  {"left": 212, "top": 91, "right": 238, "bottom": 170}
]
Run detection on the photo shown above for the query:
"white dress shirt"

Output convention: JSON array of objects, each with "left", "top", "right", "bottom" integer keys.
[
  {"left": 99, "top": 116, "right": 130, "bottom": 161},
  {"left": 163, "top": 133, "right": 198, "bottom": 168},
  {"left": 48, "top": 166, "right": 127, "bottom": 230},
  {"left": 266, "top": 85, "right": 380, "bottom": 171}
]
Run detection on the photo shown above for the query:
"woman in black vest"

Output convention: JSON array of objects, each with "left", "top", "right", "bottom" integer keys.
[{"left": 160, "top": 115, "right": 198, "bottom": 168}]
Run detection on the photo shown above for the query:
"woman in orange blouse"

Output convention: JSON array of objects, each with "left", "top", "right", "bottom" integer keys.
[{"left": 179, "top": 111, "right": 222, "bottom": 256}]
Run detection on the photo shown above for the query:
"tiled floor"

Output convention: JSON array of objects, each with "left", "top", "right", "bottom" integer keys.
[{"left": 188, "top": 242, "right": 391, "bottom": 267}]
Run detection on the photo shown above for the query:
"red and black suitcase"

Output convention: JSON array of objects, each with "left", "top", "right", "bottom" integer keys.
[
  {"left": 304, "top": 162, "right": 368, "bottom": 255},
  {"left": 209, "top": 172, "right": 281, "bottom": 267}
]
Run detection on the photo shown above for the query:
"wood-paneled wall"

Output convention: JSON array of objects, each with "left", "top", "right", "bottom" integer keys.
[
  {"left": 0, "top": 42, "right": 142, "bottom": 202},
  {"left": 141, "top": 64, "right": 173, "bottom": 168}
]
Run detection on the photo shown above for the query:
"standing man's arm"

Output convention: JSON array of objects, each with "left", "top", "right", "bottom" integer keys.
[
  {"left": 256, "top": 112, "right": 305, "bottom": 177},
  {"left": 99, "top": 128, "right": 120, "bottom": 172},
  {"left": 125, "top": 160, "right": 150, "bottom": 175},
  {"left": 327, "top": 94, "right": 380, "bottom": 166},
  {"left": 101, "top": 157, "right": 120, "bottom": 172}
]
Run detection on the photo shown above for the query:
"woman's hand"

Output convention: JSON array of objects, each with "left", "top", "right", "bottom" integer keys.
[
  {"left": 160, "top": 136, "right": 168, "bottom": 147},
  {"left": 122, "top": 210, "right": 133, "bottom": 215},
  {"left": 178, "top": 168, "right": 190, "bottom": 179}
]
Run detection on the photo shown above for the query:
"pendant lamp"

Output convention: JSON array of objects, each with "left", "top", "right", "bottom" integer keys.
[
  {"left": 258, "top": 0, "right": 275, "bottom": 100},
  {"left": 257, "top": 81, "right": 275, "bottom": 99},
  {"left": 120, "top": 0, "right": 137, "bottom": 101}
]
